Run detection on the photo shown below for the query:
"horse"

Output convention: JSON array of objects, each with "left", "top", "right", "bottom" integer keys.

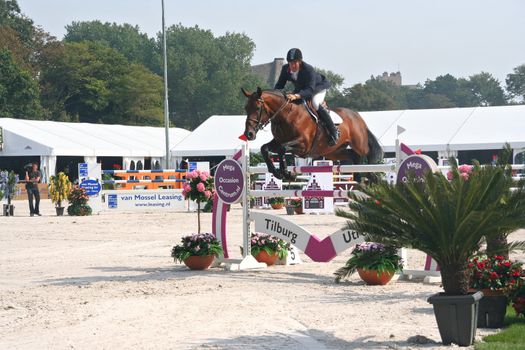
[{"left": 241, "top": 87, "right": 383, "bottom": 182}]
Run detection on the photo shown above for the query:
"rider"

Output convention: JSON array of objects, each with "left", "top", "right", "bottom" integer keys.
[{"left": 274, "top": 48, "right": 339, "bottom": 146}]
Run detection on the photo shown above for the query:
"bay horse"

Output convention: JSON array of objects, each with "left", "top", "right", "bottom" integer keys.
[{"left": 241, "top": 87, "right": 383, "bottom": 181}]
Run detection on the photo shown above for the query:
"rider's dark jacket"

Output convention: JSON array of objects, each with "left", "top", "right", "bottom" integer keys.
[{"left": 274, "top": 61, "right": 331, "bottom": 100}]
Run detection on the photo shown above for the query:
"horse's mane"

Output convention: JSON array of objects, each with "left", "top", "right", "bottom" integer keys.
[{"left": 261, "top": 89, "right": 286, "bottom": 100}]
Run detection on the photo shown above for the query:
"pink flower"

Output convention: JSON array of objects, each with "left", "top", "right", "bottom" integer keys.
[
  {"left": 184, "top": 184, "right": 191, "bottom": 193},
  {"left": 196, "top": 182, "right": 205, "bottom": 192},
  {"left": 458, "top": 164, "right": 473, "bottom": 173},
  {"left": 199, "top": 173, "right": 208, "bottom": 181},
  {"left": 446, "top": 171, "right": 453, "bottom": 180},
  {"left": 204, "top": 190, "right": 212, "bottom": 199},
  {"left": 459, "top": 172, "right": 469, "bottom": 180},
  {"left": 190, "top": 170, "right": 199, "bottom": 179},
  {"left": 186, "top": 171, "right": 194, "bottom": 180}
]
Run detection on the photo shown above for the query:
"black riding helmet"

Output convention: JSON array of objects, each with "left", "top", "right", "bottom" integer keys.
[{"left": 286, "top": 48, "right": 302, "bottom": 62}]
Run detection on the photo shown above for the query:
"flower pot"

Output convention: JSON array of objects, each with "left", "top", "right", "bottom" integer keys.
[
  {"left": 270, "top": 203, "right": 283, "bottom": 210},
  {"left": 512, "top": 296, "right": 525, "bottom": 316},
  {"left": 427, "top": 291, "right": 483, "bottom": 346},
  {"left": 55, "top": 207, "right": 65, "bottom": 216},
  {"left": 183, "top": 255, "right": 215, "bottom": 270},
  {"left": 285, "top": 205, "right": 295, "bottom": 215},
  {"left": 294, "top": 207, "right": 304, "bottom": 214},
  {"left": 477, "top": 291, "right": 507, "bottom": 328},
  {"left": 255, "top": 250, "right": 279, "bottom": 266},
  {"left": 3, "top": 204, "right": 14, "bottom": 216},
  {"left": 357, "top": 268, "right": 395, "bottom": 285}
]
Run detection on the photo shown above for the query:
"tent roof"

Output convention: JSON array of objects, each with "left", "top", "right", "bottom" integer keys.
[
  {"left": 171, "top": 115, "right": 273, "bottom": 156},
  {"left": 0, "top": 118, "right": 190, "bottom": 157},
  {"left": 171, "top": 105, "right": 525, "bottom": 156}
]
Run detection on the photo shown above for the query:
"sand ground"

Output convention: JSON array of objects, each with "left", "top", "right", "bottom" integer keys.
[{"left": 1, "top": 199, "right": 523, "bottom": 350}]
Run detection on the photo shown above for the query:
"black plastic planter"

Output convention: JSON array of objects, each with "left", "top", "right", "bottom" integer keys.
[
  {"left": 427, "top": 291, "right": 483, "bottom": 346},
  {"left": 477, "top": 295, "right": 507, "bottom": 328}
]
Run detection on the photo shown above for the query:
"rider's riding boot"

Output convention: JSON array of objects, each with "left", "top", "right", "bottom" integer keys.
[{"left": 317, "top": 105, "right": 339, "bottom": 146}]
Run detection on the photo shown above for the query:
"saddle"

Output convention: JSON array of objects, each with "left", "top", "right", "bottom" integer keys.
[
  {"left": 302, "top": 100, "right": 341, "bottom": 125},
  {"left": 302, "top": 100, "right": 321, "bottom": 123}
]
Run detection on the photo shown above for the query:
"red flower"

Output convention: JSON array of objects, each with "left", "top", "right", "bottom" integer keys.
[
  {"left": 495, "top": 255, "right": 504, "bottom": 261},
  {"left": 503, "top": 261, "right": 511, "bottom": 267},
  {"left": 489, "top": 272, "right": 499, "bottom": 280}
]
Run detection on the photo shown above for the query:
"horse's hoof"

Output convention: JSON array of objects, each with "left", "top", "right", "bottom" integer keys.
[{"left": 283, "top": 172, "right": 296, "bottom": 182}]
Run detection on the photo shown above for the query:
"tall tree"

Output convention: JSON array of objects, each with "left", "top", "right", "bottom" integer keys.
[
  {"left": 0, "top": 0, "right": 33, "bottom": 45},
  {"left": 506, "top": 64, "right": 525, "bottom": 102},
  {"left": 40, "top": 41, "right": 162, "bottom": 124},
  {"left": 64, "top": 21, "right": 156, "bottom": 70},
  {"left": 162, "top": 25, "right": 262, "bottom": 129},
  {"left": 467, "top": 72, "right": 506, "bottom": 106},
  {"left": 0, "top": 48, "right": 42, "bottom": 119}
]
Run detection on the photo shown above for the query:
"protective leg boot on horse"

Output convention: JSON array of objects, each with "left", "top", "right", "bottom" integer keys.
[{"left": 317, "top": 105, "right": 339, "bottom": 146}]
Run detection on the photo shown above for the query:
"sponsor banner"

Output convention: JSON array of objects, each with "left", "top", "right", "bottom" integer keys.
[
  {"left": 252, "top": 212, "right": 311, "bottom": 252},
  {"left": 102, "top": 189, "right": 186, "bottom": 211},
  {"left": 303, "top": 160, "right": 333, "bottom": 214},
  {"left": 330, "top": 228, "right": 365, "bottom": 254}
]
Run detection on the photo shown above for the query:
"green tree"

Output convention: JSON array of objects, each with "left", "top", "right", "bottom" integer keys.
[
  {"left": 40, "top": 41, "right": 162, "bottom": 124},
  {"left": 0, "top": 48, "right": 42, "bottom": 118},
  {"left": 506, "top": 64, "right": 525, "bottom": 102},
  {"left": 163, "top": 25, "right": 262, "bottom": 129},
  {"left": 0, "top": 0, "right": 33, "bottom": 45},
  {"left": 423, "top": 74, "right": 477, "bottom": 107},
  {"left": 64, "top": 21, "right": 156, "bottom": 70},
  {"left": 467, "top": 72, "right": 506, "bottom": 106}
]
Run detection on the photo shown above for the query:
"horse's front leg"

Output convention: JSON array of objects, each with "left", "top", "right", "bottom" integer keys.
[
  {"left": 261, "top": 140, "right": 284, "bottom": 180},
  {"left": 277, "top": 146, "right": 295, "bottom": 181}
]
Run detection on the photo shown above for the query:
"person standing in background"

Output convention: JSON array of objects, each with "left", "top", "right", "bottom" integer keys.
[{"left": 25, "top": 162, "right": 41, "bottom": 216}]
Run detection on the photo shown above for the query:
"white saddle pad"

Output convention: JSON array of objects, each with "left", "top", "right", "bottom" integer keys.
[{"left": 329, "top": 110, "right": 343, "bottom": 125}]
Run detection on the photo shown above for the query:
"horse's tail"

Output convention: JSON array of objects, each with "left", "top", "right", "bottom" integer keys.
[{"left": 367, "top": 128, "right": 383, "bottom": 164}]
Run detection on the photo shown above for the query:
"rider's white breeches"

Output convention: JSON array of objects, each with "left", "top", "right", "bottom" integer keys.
[{"left": 312, "top": 90, "right": 327, "bottom": 110}]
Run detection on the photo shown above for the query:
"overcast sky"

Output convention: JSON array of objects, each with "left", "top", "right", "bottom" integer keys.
[{"left": 17, "top": 0, "right": 525, "bottom": 88}]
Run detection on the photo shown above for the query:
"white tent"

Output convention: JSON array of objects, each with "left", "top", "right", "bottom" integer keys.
[
  {"left": 172, "top": 105, "right": 525, "bottom": 159},
  {"left": 0, "top": 118, "right": 190, "bottom": 179},
  {"left": 171, "top": 115, "right": 273, "bottom": 157}
]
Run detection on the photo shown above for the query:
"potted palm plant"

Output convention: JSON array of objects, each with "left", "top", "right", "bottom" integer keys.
[
  {"left": 48, "top": 172, "right": 72, "bottom": 216},
  {"left": 1, "top": 170, "right": 18, "bottom": 216},
  {"left": 337, "top": 160, "right": 525, "bottom": 346}
]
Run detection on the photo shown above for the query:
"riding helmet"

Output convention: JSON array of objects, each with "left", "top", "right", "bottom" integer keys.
[{"left": 286, "top": 48, "right": 303, "bottom": 62}]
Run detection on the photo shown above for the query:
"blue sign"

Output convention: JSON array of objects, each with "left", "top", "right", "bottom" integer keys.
[
  {"left": 79, "top": 163, "right": 88, "bottom": 178},
  {"left": 80, "top": 179, "right": 101, "bottom": 196},
  {"left": 108, "top": 194, "right": 118, "bottom": 209},
  {"left": 188, "top": 162, "right": 197, "bottom": 172}
]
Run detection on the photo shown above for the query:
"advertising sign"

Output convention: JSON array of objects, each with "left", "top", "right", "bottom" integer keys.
[
  {"left": 79, "top": 179, "right": 101, "bottom": 196},
  {"left": 103, "top": 190, "right": 186, "bottom": 211},
  {"left": 214, "top": 159, "right": 244, "bottom": 204}
]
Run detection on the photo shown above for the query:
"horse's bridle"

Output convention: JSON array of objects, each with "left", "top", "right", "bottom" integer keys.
[{"left": 249, "top": 96, "right": 289, "bottom": 132}]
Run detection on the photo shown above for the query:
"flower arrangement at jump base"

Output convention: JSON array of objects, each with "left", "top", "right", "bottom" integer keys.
[
  {"left": 468, "top": 255, "right": 523, "bottom": 328},
  {"left": 509, "top": 278, "right": 525, "bottom": 317},
  {"left": 48, "top": 172, "right": 72, "bottom": 216},
  {"left": 250, "top": 233, "right": 289, "bottom": 266},
  {"left": 171, "top": 233, "right": 223, "bottom": 270},
  {"left": 182, "top": 169, "right": 213, "bottom": 233},
  {"left": 290, "top": 198, "right": 303, "bottom": 214},
  {"left": 334, "top": 242, "right": 403, "bottom": 285},
  {"left": 67, "top": 186, "right": 92, "bottom": 216},
  {"left": 468, "top": 255, "right": 522, "bottom": 292},
  {"left": 268, "top": 196, "right": 284, "bottom": 209}
]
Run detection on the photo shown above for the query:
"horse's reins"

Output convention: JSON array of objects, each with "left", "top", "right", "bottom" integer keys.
[{"left": 251, "top": 95, "right": 289, "bottom": 132}]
